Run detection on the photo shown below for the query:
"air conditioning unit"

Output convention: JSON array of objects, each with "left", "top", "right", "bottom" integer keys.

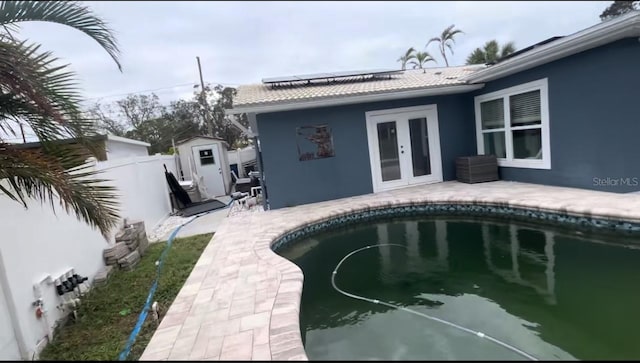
[{"left": 456, "top": 155, "right": 499, "bottom": 184}]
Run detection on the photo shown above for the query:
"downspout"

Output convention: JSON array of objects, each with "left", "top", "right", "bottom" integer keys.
[{"left": 0, "top": 249, "right": 30, "bottom": 360}]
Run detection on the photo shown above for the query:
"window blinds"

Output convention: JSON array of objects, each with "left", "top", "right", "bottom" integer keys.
[
  {"left": 510, "top": 90, "right": 541, "bottom": 126},
  {"left": 480, "top": 98, "right": 504, "bottom": 129}
]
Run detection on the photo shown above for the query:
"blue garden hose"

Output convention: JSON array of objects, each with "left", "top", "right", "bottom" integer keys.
[{"left": 117, "top": 198, "right": 236, "bottom": 361}]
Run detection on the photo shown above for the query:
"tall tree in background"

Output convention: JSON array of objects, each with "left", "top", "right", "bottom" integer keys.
[
  {"left": 116, "top": 93, "right": 162, "bottom": 130},
  {"left": 397, "top": 47, "right": 417, "bottom": 70},
  {"left": 0, "top": 1, "right": 121, "bottom": 236},
  {"left": 89, "top": 93, "right": 203, "bottom": 154},
  {"left": 409, "top": 51, "right": 436, "bottom": 72},
  {"left": 204, "top": 84, "right": 249, "bottom": 149},
  {"left": 426, "top": 24, "right": 464, "bottom": 67},
  {"left": 600, "top": 1, "right": 638, "bottom": 21},
  {"left": 88, "top": 85, "right": 249, "bottom": 153},
  {"left": 466, "top": 40, "right": 516, "bottom": 65},
  {"left": 87, "top": 101, "right": 126, "bottom": 137}
]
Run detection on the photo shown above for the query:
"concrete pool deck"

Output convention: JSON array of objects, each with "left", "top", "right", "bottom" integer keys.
[{"left": 139, "top": 181, "right": 640, "bottom": 361}]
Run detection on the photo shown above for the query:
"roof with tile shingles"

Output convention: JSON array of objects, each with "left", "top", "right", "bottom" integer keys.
[{"left": 233, "top": 65, "right": 485, "bottom": 108}]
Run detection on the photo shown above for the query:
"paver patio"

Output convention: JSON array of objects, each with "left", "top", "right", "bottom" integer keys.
[{"left": 139, "top": 180, "right": 640, "bottom": 361}]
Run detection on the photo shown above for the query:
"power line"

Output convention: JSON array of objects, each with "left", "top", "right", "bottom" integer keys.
[
  {"left": 84, "top": 83, "right": 196, "bottom": 101},
  {"left": 83, "top": 79, "right": 240, "bottom": 102}
]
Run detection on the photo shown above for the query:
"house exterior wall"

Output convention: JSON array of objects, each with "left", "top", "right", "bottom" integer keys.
[
  {"left": 473, "top": 38, "right": 640, "bottom": 193},
  {"left": 0, "top": 155, "right": 177, "bottom": 359},
  {"left": 257, "top": 93, "right": 476, "bottom": 209},
  {"left": 176, "top": 138, "right": 231, "bottom": 194},
  {"left": 105, "top": 139, "right": 149, "bottom": 160}
]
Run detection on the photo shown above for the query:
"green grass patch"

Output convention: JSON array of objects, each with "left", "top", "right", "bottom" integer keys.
[{"left": 40, "top": 233, "right": 213, "bottom": 361}]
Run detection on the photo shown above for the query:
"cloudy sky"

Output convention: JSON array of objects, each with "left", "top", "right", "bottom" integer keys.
[{"left": 17, "top": 1, "right": 608, "bottom": 107}]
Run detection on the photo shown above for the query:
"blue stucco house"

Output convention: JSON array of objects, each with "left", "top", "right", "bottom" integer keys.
[{"left": 226, "top": 12, "right": 640, "bottom": 210}]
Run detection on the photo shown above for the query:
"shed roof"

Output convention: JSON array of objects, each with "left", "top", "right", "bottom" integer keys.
[
  {"left": 11, "top": 133, "right": 150, "bottom": 149},
  {"left": 175, "top": 135, "right": 228, "bottom": 146}
]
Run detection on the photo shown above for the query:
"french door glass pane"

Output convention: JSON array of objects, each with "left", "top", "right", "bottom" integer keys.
[
  {"left": 408, "top": 117, "right": 431, "bottom": 177},
  {"left": 480, "top": 98, "right": 504, "bottom": 130},
  {"left": 513, "top": 128, "right": 542, "bottom": 159},
  {"left": 377, "top": 121, "right": 401, "bottom": 181},
  {"left": 483, "top": 131, "right": 506, "bottom": 158}
]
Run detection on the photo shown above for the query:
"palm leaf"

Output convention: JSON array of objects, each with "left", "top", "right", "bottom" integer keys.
[
  {"left": 445, "top": 42, "right": 454, "bottom": 54},
  {"left": 426, "top": 36, "right": 441, "bottom": 48},
  {"left": 0, "top": 143, "right": 119, "bottom": 236},
  {"left": 0, "top": 0, "right": 121, "bottom": 70},
  {"left": 445, "top": 29, "right": 464, "bottom": 43},
  {"left": 0, "top": 40, "right": 101, "bottom": 155},
  {"left": 0, "top": 1, "right": 120, "bottom": 237},
  {"left": 441, "top": 24, "right": 455, "bottom": 39},
  {"left": 404, "top": 47, "right": 416, "bottom": 59}
]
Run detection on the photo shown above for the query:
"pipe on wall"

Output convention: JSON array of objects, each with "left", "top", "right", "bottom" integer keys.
[{"left": 0, "top": 249, "right": 30, "bottom": 360}]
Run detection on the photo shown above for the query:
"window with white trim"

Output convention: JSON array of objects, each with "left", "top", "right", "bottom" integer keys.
[{"left": 474, "top": 78, "right": 551, "bottom": 169}]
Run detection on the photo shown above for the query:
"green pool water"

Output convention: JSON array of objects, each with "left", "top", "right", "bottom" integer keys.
[{"left": 277, "top": 215, "right": 640, "bottom": 361}]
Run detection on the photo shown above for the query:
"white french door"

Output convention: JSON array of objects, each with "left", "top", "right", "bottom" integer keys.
[{"left": 365, "top": 104, "right": 443, "bottom": 192}]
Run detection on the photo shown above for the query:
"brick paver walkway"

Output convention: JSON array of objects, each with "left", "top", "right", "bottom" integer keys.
[{"left": 140, "top": 181, "right": 640, "bottom": 360}]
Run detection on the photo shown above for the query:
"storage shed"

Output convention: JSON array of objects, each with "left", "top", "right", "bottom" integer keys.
[{"left": 175, "top": 136, "right": 231, "bottom": 197}]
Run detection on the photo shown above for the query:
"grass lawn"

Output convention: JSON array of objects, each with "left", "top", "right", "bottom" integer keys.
[{"left": 40, "top": 232, "right": 213, "bottom": 361}]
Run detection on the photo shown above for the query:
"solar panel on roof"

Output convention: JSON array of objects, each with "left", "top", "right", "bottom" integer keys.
[
  {"left": 261, "top": 75, "right": 300, "bottom": 83},
  {"left": 330, "top": 69, "right": 400, "bottom": 78},
  {"left": 262, "top": 68, "right": 403, "bottom": 85},
  {"left": 293, "top": 73, "right": 336, "bottom": 81}
]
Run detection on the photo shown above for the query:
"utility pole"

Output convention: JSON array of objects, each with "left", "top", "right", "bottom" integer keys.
[{"left": 196, "top": 56, "right": 213, "bottom": 137}]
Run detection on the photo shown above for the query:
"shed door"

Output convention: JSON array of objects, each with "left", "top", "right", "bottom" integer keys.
[
  {"left": 191, "top": 144, "right": 226, "bottom": 197},
  {"left": 0, "top": 279, "right": 20, "bottom": 360}
]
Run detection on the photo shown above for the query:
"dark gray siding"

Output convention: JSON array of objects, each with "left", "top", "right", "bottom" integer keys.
[
  {"left": 257, "top": 94, "right": 476, "bottom": 209},
  {"left": 474, "top": 38, "right": 640, "bottom": 193}
]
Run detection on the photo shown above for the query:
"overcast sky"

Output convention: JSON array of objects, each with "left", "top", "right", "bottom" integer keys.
[{"left": 16, "top": 1, "right": 608, "bottom": 107}]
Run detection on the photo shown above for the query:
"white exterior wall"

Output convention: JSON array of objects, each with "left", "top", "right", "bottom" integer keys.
[
  {"left": 96, "top": 155, "right": 177, "bottom": 230},
  {"left": 0, "top": 154, "right": 177, "bottom": 359},
  {"left": 176, "top": 138, "right": 231, "bottom": 195},
  {"left": 105, "top": 139, "right": 149, "bottom": 160},
  {"left": 227, "top": 146, "right": 257, "bottom": 178}
]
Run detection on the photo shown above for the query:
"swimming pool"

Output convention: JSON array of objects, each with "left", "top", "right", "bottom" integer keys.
[{"left": 277, "top": 214, "right": 640, "bottom": 360}]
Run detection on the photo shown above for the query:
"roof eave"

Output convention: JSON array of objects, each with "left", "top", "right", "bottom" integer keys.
[
  {"left": 226, "top": 83, "right": 485, "bottom": 115},
  {"left": 106, "top": 134, "right": 151, "bottom": 147},
  {"left": 462, "top": 11, "right": 640, "bottom": 83}
]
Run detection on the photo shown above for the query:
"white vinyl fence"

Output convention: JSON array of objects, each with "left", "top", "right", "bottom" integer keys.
[{"left": 0, "top": 154, "right": 178, "bottom": 359}]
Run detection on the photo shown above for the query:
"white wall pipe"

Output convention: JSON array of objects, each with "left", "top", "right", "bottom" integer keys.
[{"left": 0, "top": 249, "right": 30, "bottom": 360}]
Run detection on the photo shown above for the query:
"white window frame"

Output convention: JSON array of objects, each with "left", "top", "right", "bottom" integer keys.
[{"left": 474, "top": 78, "right": 551, "bottom": 170}]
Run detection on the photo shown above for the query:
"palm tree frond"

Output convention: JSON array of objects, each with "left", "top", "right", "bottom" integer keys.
[
  {"left": 0, "top": 0, "right": 121, "bottom": 71},
  {"left": 426, "top": 37, "right": 441, "bottom": 48},
  {"left": 404, "top": 46, "right": 416, "bottom": 58},
  {"left": 0, "top": 40, "right": 101, "bottom": 153},
  {"left": 442, "top": 24, "right": 455, "bottom": 39},
  {"left": 0, "top": 1, "right": 121, "bottom": 238},
  {"left": 0, "top": 143, "right": 119, "bottom": 236},
  {"left": 445, "top": 42, "right": 454, "bottom": 54}
]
